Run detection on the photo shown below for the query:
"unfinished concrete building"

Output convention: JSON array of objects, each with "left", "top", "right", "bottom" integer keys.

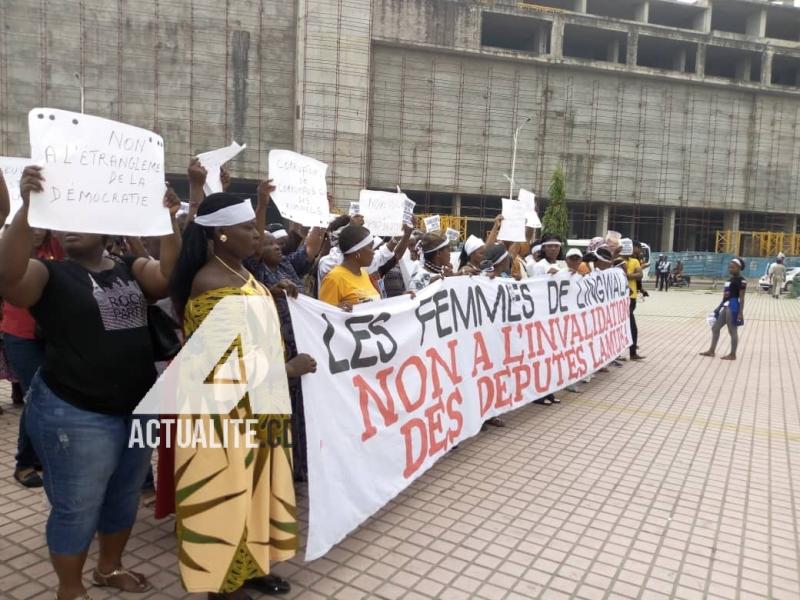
[{"left": 1, "top": 0, "right": 799, "bottom": 251}]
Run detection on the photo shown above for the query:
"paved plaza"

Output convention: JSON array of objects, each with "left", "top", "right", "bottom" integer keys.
[{"left": 1, "top": 289, "right": 798, "bottom": 600}]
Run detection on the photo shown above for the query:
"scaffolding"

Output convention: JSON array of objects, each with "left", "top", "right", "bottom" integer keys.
[
  {"left": 715, "top": 230, "right": 800, "bottom": 256},
  {"left": 416, "top": 214, "right": 469, "bottom": 240}
]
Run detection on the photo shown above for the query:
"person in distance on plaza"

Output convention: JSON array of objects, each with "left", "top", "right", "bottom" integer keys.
[
  {"left": 768, "top": 253, "right": 786, "bottom": 299},
  {"left": 319, "top": 224, "right": 382, "bottom": 309},
  {"left": 0, "top": 165, "right": 182, "bottom": 600},
  {"left": 619, "top": 238, "right": 645, "bottom": 361},
  {"left": 700, "top": 257, "right": 747, "bottom": 361},
  {"left": 632, "top": 240, "right": 649, "bottom": 299},
  {"left": 170, "top": 191, "right": 317, "bottom": 599},
  {"left": 655, "top": 254, "right": 671, "bottom": 291}
]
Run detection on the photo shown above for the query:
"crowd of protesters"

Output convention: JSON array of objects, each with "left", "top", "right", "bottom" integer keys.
[{"left": 0, "top": 154, "right": 734, "bottom": 600}]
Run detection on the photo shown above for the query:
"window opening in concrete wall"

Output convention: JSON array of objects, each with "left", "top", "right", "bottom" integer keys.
[
  {"left": 705, "top": 45, "right": 761, "bottom": 83},
  {"left": 765, "top": 5, "right": 800, "bottom": 41},
  {"left": 586, "top": 0, "right": 639, "bottom": 21},
  {"left": 481, "top": 12, "right": 552, "bottom": 54},
  {"left": 674, "top": 209, "right": 725, "bottom": 252},
  {"left": 648, "top": 0, "right": 706, "bottom": 31},
  {"left": 563, "top": 24, "right": 627, "bottom": 63},
  {"left": 771, "top": 54, "right": 800, "bottom": 87},
  {"left": 637, "top": 35, "right": 697, "bottom": 73},
  {"left": 710, "top": 1, "right": 758, "bottom": 36}
]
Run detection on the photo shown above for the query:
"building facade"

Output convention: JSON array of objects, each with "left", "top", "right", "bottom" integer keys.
[{"left": 1, "top": 0, "right": 799, "bottom": 250}]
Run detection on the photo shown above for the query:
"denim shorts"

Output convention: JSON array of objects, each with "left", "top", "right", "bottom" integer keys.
[{"left": 25, "top": 372, "right": 153, "bottom": 555}]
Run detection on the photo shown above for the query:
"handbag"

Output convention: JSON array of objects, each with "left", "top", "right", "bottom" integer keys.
[{"left": 147, "top": 304, "right": 182, "bottom": 361}]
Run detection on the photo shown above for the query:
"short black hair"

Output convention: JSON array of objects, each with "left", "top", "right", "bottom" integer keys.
[
  {"left": 632, "top": 240, "right": 642, "bottom": 248},
  {"left": 338, "top": 225, "right": 371, "bottom": 253}
]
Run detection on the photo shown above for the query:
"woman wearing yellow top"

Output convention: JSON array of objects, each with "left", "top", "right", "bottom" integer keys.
[
  {"left": 319, "top": 225, "right": 381, "bottom": 309},
  {"left": 169, "top": 190, "right": 316, "bottom": 600}
]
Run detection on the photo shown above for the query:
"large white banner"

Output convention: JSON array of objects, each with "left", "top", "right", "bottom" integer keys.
[
  {"left": 28, "top": 108, "right": 171, "bottom": 236},
  {"left": 289, "top": 270, "right": 632, "bottom": 560}
]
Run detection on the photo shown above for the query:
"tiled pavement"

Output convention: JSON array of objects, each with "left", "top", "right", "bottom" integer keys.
[{"left": 1, "top": 289, "right": 799, "bottom": 599}]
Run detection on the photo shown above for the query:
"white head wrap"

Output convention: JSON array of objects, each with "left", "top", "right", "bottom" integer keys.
[
  {"left": 464, "top": 235, "right": 484, "bottom": 257},
  {"left": 194, "top": 200, "right": 255, "bottom": 227},
  {"left": 343, "top": 234, "right": 374, "bottom": 255},
  {"left": 531, "top": 244, "right": 542, "bottom": 255},
  {"left": 270, "top": 229, "right": 288, "bottom": 240}
]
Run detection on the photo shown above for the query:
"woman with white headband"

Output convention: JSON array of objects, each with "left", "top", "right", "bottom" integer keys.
[
  {"left": 700, "top": 257, "right": 747, "bottom": 361},
  {"left": 319, "top": 224, "right": 381, "bottom": 309},
  {"left": 170, "top": 192, "right": 317, "bottom": 599},
  {"left": 457, "top": 214, "right": 502, "bottom": 274},
  {"left": 527, "top": 234, "right": 566, "bottom": 277},
  {"left": 409, "top": 233, "right": 454, "bottom": 292}
]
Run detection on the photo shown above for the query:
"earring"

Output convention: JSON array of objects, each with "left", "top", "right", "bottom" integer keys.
[{"left": 220, "top": 234, "right": 228, "bottom": 242}]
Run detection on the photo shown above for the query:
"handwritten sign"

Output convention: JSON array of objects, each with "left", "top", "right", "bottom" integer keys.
[
  {"left": 445, "top": 228, "right": 460, "bottom": 242},
  {"left": 197, "top": 141, "right": 246, "bottom": 195},
  {"left": 268, "top": 150, "right": 329, "bottom": 227},
  {"left": 0, "top": 157, "right": 30, "bottom": 218},
  {"left": 359, "top": 190, "right": 404, "bottom": 236},
  {"left": 27, "top": 108, "right": 170, "bottom": 236},
  {"left": 424, "top": 215, "right": 441, "bottom": 233},
  {"left": 498, "top": 198, "right": 527, "bottom": 242},
  {"left": 519, "top": 188, "right": 542, "bottom": 228},
  {"left": 349, "top": 202, "right": 360, "bottom": 216}
]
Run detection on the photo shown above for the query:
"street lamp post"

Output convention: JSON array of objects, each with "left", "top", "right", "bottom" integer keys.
[{"left": 509, "top": 116, "right": 532, "bottom": 200}]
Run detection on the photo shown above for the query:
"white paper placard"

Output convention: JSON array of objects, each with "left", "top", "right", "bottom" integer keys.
[
  {"left": 424, "top": 215, "right": 441, "bottom": 233},
  {"left": 349, "top": 202, "right": 360, "bottom": 216},
  {"left": 403, "top": 196, "right": 415, "bottom": 226},
  {"left": 498, "top": 198, "right": 527, "bottom": 242},
  {"left": 359, "top": 190, "right": 405, "bottom": 236},
  {"left": 0, "top": 157, "right": 30, "bottom": 218},
  {"left": 27, "top": 108, "right": 170, "bottom": 236},
  {"left": 268, "top": 150, "right": 329, "bottom": 228},
  {"left": 519, "top": 188, "right": 542, "bottom": 229},
  {"left": 445, "top": 228, "right": 460, "bottom": 242},
  {"left": 196, "top": 141, "right": 246, "bottom": 195}
]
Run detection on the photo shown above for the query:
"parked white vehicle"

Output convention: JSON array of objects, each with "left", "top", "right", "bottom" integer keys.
[{"left": 759, "top": 265, "right": 800, "bottom": 293}]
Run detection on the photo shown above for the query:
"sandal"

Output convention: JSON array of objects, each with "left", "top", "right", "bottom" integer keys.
[
  {"left": 55, "top": 593, "right": 94, "bottom": 600},
  {"left": 92, "top": 567, "right": 151, "bottom": 593},
  {"left": 14, "top": 468, "right": 43, "bottom": 488},
  {"left": 208, "top": 592, "right": 253, "bottom": 600},
  {"left": 244, "top": 575, "right": 291, "bottom": 595},
  {"left": 486, "top": 417, "right": 505, "bottom": 428}
]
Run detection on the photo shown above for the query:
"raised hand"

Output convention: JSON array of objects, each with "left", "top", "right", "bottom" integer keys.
[
  {"left": 20, "top": 166, "right": 44, "bottom": 206},
  {"left": 187, "top": 157, "right": 207, "bottom": 188}
]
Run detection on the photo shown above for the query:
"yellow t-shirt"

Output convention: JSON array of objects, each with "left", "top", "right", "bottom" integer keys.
[
  {"left": 319, "top": 265, "right": 380, "bottom": 306},
  {"left": 626, "top": 257, "right": 641, "bottom": 300}
]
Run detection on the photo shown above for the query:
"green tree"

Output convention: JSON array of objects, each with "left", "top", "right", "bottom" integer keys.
[{"left": 541, "top": 164, "right": 569, "bottom": 242}]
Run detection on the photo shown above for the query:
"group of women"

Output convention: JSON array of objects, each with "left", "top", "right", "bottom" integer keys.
[{"left": 0, "top": 158, "right": 748, "bottom": 600}]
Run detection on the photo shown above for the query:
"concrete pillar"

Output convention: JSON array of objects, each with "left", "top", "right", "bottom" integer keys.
[
  {"left": 607, "top": 39, "right": 621, "bottom": 63},
  {"left": 453, "top": 193, "right": 462, "bottom": 216},
  {"left": 761, "top": 51, "right": 773, "bottom": 85},
  {"left": 783, "top": 213, "right": 797, "bottom": 234},
  {"left": 694, "top": 7, "right": 712, "bottom": 33},
  {"left": 626, "top": 32, "right": 638, "bottom": 67},
  {"left": 635, "top": 1, "right": 649, "bottom": 24},
  {"left": 673, "top": 47, "right": 688, "bottom": 73},
  {"left": 746, "top": 9, "right": 767, "bottom": 38},
  {"left": 534, "top": 24, "right": 549, "bottom": 54},
  {"left": 573, "top": 0, "right": 587, "bottom": 13},
  {"left": 660, "top": 208, "right": 676, "bottom": 252},
  {"left": 736, "top": 55, "right": 753, "bottom": 81},
  {"left": 596, "top": 203, "right": 610, "bottom": 238},
  {"left": 551, "top": 16, "right": 565, "bottom": 58},
  {"left": 723, "top": 210, "right": 741, "bottom": 232},
  {"left": 696, "top": 44, "right": 707, "bottom": 77}
]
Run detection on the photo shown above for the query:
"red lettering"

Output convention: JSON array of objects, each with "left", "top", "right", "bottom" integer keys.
[
  {"left": 400, "top": 418, "right": 428, "bottom": 479},
  {"left": 531, "top": 358, "right": 551, "bottom": 393},
  {"left": 493, "top": 367, "right": 513, "bottom": 409},
  {"left": 512, "top": 364, "right": 531, "bottom": 403},
  {"left": 471, "top": 331, "right": 494, "bottom": 377},
  {"left": 446, "top": 389, "right": 464, "bottom": 443},
  {"left": 425, "top": 399, "right": 447, "bottom": 457},
  {"left": 396, "top": 356, "right": 427, "bottom": 412},
  {"left": 426, "top": 340, "right": 462, "bottom": 397},
  {"left": 353, "top": 369, "right": 398, "bottom": 442},
  {"left": 477, "top": 376, "right": 494, "bottom": 417},
  {"left": 501, "top": 325, "right": 524, "bottom": 366}
]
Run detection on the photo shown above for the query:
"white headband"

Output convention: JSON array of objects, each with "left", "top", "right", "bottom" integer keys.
[
  {"left": 194, "top": 200, "right": 255, "bottom": 227},
  {"left": 542, "top": 240, "right": 562, "bottom": 247},
  {"left": 344, "top": 234, "right": 374, "bottom": 254},
  {"left": 424, "top": 240, "right": 450, "bottom": 255},
  {"left": 731, "top": 258, "right": 743, "bottom": 268},
  {"left": 493, "top": 251, "right": 510, "bottom": 266},
  {"left": 271, "top": 229, "right": 288, "bottom": 240}
]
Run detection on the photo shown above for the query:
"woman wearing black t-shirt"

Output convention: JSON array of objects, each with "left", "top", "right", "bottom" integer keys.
[
  {"left": 700, "top": 257, "right": 747, "bottom": 361},
  {"left": 0, "top": 166, "right": 181, "bottom": 600}
]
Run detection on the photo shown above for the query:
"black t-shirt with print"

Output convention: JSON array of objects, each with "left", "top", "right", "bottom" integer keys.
[{"left": 30, "top": 255, "right": 156, "bottom": 415}]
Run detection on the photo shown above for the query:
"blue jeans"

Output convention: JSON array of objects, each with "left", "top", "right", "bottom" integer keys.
[
  {"left": 3, "top": 334, "right": 44, "bottom": 470},
  {"left": 25, "top": 372, "right": 153, "bottom": 555}
]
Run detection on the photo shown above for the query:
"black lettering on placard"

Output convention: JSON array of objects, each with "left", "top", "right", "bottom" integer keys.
[
  {"left": 431, "top": 290, "right": 452, "bottom": 338},
  {"left": 519, "top": 284, "right": 535, "bottom": 318},
  {"left": 450, "top": 286, "right": 478, "bottom": 331},
  {"left": 345, "top": 315, "right": 378, "bottom": 369},
  {"left": 322, "top": 314, "right": 349, "bottom": 375},
  {"left": 367, "top": 313, "right": 397, "bottom": 362},
  {"left": 475, "top": 285, "right": 505, "bottom": 323}
]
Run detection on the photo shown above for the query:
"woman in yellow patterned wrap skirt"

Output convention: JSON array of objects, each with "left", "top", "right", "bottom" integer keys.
[{"left": 169, "top": 186, "right": 316, "bottom": 599}]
